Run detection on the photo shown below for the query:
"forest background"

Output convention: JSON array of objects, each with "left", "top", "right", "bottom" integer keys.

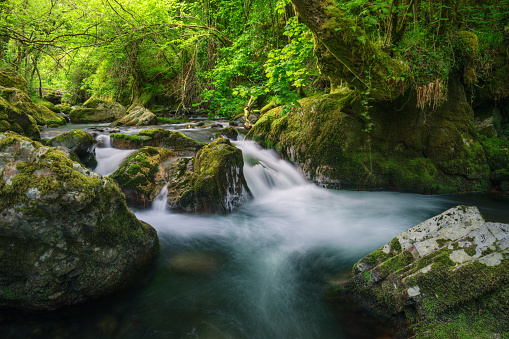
[{"left": 0, "top": 0, "right": 508, "bottom": 119}]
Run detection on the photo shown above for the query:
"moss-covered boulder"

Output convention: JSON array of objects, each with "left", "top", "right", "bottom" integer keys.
[
  {"left": 54, "top": 104, "right": 72, "bottom": 114},
  {"left": 36, "top": 104, "right": 66, "bottom": 126},
  {"left": 110, "top": 128, "right": 206, "bottom": 156},
  {"left": 0, "top": 132, "right": 159, "bottom": 311},
  {"left": 247, "top": 77, "right": 490, "bottom": 194},
  {"left": 167, "top": 138, "right": 252, "bottom": 214},
  {"left": 0, "top": 85, "right": 65, "bottom": 135},
  {"left": 70, "top": 98, "right": 126, "bottom": 123},
  {"left": 111, "top": 104, "right": 158, "bottom": 127},
  {"left": 0, "top": 89, "right": 40, "bottom": 140},
  {"left": 48, "top": 130, "right": 98, "bottom": 169},
  {"left": 0, "top": 71, "right": 28, "bottom": 92},
  {"left": 217, "top": 126, "right": 239, "bottom": 140},
  {"left": 337, "top": 206, "right": 509, "bottom": 338},
  {"left": 111, "top": 147, "right": 175, "bottom": 207}
]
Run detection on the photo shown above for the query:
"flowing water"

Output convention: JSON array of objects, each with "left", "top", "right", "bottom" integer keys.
[{"left": 1, "top": 123, "right": 508, "bottom": 339}]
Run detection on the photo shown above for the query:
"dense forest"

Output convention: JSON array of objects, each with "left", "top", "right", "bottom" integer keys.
[{"left": 1, "top": 0, "right": 507, "bottom": 117}]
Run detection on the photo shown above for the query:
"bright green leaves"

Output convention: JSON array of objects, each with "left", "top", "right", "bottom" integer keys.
[{"left": 261, "top": 17, "right": 314, "bottom": 113}]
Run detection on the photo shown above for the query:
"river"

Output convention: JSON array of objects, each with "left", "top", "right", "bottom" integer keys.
[{"left": 1, "top": 121, "right": 508, "bottom": 338}]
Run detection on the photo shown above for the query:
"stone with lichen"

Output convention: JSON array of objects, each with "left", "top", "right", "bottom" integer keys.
[
  {"left": 111, "top": 104, "right": 158, "bottom": 127},
  {"left": 110, "top": 128, "right": 206, "bottom": 156},
  {"left": 337, "top": 205, "right": 509, "bottom": 337},
  {"left": 0, "top": 132, "right": 158, "bottom": 311},
  {"left": 166, "top": 138, "right": 252, "bottom": 214},
  {"left": 111, "top": 146, "right": 175, "bottom": 208},
  {"left": 48, "top": 130, "right": 98, "bottom": 168}
]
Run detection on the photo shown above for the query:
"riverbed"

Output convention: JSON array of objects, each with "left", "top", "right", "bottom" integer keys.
[{"left": 1, "top": 121, "right": 507, "bottom": 338}]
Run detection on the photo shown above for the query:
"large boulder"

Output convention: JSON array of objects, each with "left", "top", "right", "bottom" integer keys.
[
  {"left": 167, "top": 138, "right": 251, "bottom": 214},
  {"left": 111, "top": 104, "right": 158, "bottom": 127},
  {"left": 111, "top": 146, "right": 175, "bottom": 207},
  {"left": 48, "top": 130, "right": 98, "bottom": 169},
  {"left": 0, "top": 90, "right": 40, "bottom": 140},
  {"left": 338, "top": 206, "right": 509, "bottom": 337},
  {"left": 0, "top": 132, "right": 159, "bottom": 311},
  {"left": 70, "top": 98, "right": 126, "bottom": 123},
  {"left": 0, "top": 71, "right": 28, "bottom": 92},
  {"left": 36, "top": 104, "right": 67, "bottom": 126},
  {"left": 110, "top": 128, "right": 206, "bottom": 156},
  {"left": 0, "top": 86, "right": 65, "bottom": 136},
  {"left": 247, "top": 78, "right": 490, "bottom": 194}
]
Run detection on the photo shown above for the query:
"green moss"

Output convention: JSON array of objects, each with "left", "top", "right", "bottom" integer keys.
[
  {"left": 157, "top": 117, "right": 184, "bottom": 124},
  {"left": 363, "top": 271, "right": 371, "bottom": 282},
  {"left": 110, "top": 133, "right": 144, "bottom": 144},
  {"left": 32, "top": 98, "right": 57, "bottom": 112},
  {"left": 111, "top": 146, "right": 172, "bottom": 206},
  {"left": 482, "top": 137, "right": 509, "bottom": 171},
  {"left": 363, "top": 248, "right": 392, "bottom": 266},
  {"left": 0, "top": 133, "right": 101, "bottom": 212}
]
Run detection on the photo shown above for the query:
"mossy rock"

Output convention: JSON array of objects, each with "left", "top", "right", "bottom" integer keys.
[
  {"left": 338, "top": 206, "right": 509, "bottom": 338},
  {"left": 111, "top": 128, "right": 206, "bottom": 156},
  {"left": 0, "top": 132, "right": 159, "bottom": 311},
  {"left": 111, "top": 104, "right": 158, "bottom": 127},
  {"left": 217, "top": 126, "right": 239, "bottom": 140},
  {"left": 48, "top": 130, "right": 97, "bottom": 168},
  {"left": 247, "top": 77, "right": 490, "bottom": 193},
  {"left": 70, "top": 98, "right": 126, "bottom": 123},
  {"left": 0, "top": 88, "right": 40, "bottom": 140},
  {"left": 36, "top": 104, "right": 66, "bottom": 126},
  {"left": 111, "top": 146, "right": 175, "bottom": 207},
  {"left": 167, "top": 138, "right": 252, "bottom": 214},
  {"left": 0, "top": 71, "right": 28, "bottom": 92},
  {"left": 54, "top": 104, "right": 72, "bottom": 114},
  {"left": 34, "top": 99, "right": 58, "bottom": 112}
]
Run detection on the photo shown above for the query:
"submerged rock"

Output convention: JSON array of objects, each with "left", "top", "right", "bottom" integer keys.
[
  {"left": 111, "top": 146, "right": 175, "bottom": 208},
  {"left": 70, "top": 98, "right": 126, "bottom": 123},
  {"left": 167, "top": 251, "right": 222, "bottom": 275},
  {"left": 0, "top": 132, "right": 159, "bottom": 311},
  {"left": 110, "top": 128, "right": 206, "bottom": 156},
  {"left": 48, "top": 130, "right": 98, "bottom": 168},
  {"left": 338, "top": 205, "right": 509, "bottom": 337},
  {"left": 167, "top": 138, "right": 251, "bottom": 214},
  {"left": 111, "top": 104, "right": 158, "bottom": 127}
]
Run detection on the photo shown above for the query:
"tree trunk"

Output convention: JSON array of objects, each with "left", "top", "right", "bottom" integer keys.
[{"left": 291, "top": 0, "right": 412, "bottom": 101}]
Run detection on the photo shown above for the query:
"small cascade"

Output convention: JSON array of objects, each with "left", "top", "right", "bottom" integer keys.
[
  {"left": 152, "top": 184, "right": 169, "bottom": 212},
  {"left": 234, "top": 140, "right": 307, "bottom": 198},
  {"left": 94, "top": 134, "right": 136, "bottom": 176},
  {"left": 96, "top": 134, "right": 111, "bottom": 148}
]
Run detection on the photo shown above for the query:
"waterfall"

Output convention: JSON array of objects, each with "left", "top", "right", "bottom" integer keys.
[
  {"left": 152, "top": 184, "right": 169, "bottom": 211},
  {"left": 234, "top": 140, "right": 307, "bottom": 198},
  {"left": 94, "top": 135, "right": 136, "bottom": 176},
  {"left": 96, "top": 134, "right": 111, "bottom": 148}
]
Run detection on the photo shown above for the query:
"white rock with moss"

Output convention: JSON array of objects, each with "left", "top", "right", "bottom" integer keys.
[{"left": 339, "top": 205, "right": 509, "bottom": 336}]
